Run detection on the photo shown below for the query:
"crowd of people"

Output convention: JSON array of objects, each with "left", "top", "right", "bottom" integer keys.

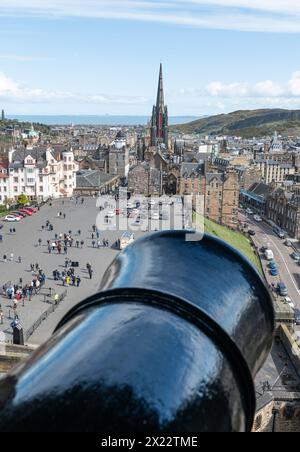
[
  {"left": 0, "top": 198, "right": 111, "bottom": 335},
  {"left": 1, "top": 267, "right": 47, "bottom": 322}
]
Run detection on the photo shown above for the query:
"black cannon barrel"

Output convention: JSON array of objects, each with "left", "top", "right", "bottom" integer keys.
[{"left": 0, "top": 231, "right": 274, "bottom": 432}]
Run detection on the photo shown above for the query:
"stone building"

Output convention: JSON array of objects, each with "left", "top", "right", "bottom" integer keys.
[
  {"left": 128, "top": 163, "right": 162, "bottom": 196},
  {"left": 205, "top": 171, "right": 239, "bottom": 229},
  {"left": 254, "top": 159, "right": 295, "bottom": 184},
  {"left": 178, "top": 163, "right": 206, "bottom": 196},
  {"left": 266, "top": 186, "right": 300, "bottom": 238}
]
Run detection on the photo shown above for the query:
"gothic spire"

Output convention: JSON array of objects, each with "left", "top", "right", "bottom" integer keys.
[{"left": 156, "top": 63, "right": 164, "bottom": 108}]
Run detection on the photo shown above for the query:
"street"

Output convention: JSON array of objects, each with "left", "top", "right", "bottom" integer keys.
[{"left": 239, "top": 210, "right": 300, "bottom": 311}]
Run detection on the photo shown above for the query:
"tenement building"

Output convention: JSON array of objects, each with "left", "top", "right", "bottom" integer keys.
[
  {"left": 0, "top": 145, "right": 79, "bottom": 204},
  {"left": 254, "top": 159, "right": 295, "bottom": 184},
  {"left": 205, "top": 171, "right": 239, "bottom": 229},
  {"left": 267, "top": 186, "right": 300, "bottom": 239}
]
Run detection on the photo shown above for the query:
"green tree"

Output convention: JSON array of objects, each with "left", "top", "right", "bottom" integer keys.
[{"left": 17, "top": 194, "right": 29, "bottom": 206}]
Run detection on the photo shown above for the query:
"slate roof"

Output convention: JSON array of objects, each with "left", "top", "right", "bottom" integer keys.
[
  {"left": 248, "top": 182, "right": 270, "bottom": 197},
  {"left": 180, "top": 163, "right": 205, "bottom": 178},
  {"left": 76, "top": 170, "right": 115, "bottom": 188}
]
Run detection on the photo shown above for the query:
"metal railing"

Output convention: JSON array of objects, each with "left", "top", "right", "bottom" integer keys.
[{"left": 25, "top": 290, "right": 67, "bottom": 342}]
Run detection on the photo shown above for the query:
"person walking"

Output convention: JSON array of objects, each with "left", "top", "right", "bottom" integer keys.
[
  {"left": 92, "top": 240, "right": 96, "bottom": 248},
  {"left": 0, "top": 308, "right": 4, "bottom": 325},
  {"left": 10, "top": 253, "right": 14, "bottom": 262},
  {"left": 38, "top": 238, "right": 42, "bottom": 246},
  {"left": 76, "top": 276, "right": 81, "bottom": 287},
  {"left": 18, "top": 256, "right": 22, "bottom": 264}
]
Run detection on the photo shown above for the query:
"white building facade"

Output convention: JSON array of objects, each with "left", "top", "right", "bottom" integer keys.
[{"left": 0, "top": 146, "right": 79, "bottom": 205}]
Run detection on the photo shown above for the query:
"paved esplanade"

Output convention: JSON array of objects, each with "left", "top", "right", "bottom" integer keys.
[{"left": 0, "top": 198, "right": 145, "bottom": 345}]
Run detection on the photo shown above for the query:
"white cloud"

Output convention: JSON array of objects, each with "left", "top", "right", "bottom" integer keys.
[
  {"left": 288, "top": 72, "right": 300, "bottom": 96},
  {"left": 253, "top": 80, "right": 285, "bottom": 97},
  {"left": 0, "top": 0, "right": 300, "bottom": 33},
  {"left": 207, "top": 81, "right": 249, "bottom": 97},
  {"left": 0, "top": 72, "right": 148, "bottom": 105},
  {"left": 205, "top": 73, "right": 300, "bottom": 99}
]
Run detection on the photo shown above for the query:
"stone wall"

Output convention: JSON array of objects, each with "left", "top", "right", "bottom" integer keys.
[{"left": 0, "top": 344, "right": 35, "bottom": 374}]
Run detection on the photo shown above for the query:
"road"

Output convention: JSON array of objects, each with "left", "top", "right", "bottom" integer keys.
[{"left": 239, "top": 211, "right": 300, "bottom": 310}]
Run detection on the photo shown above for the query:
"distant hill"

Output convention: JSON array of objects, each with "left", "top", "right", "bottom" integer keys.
[{"left": 172, "top": 109, "right": 300, "bottom": 138}]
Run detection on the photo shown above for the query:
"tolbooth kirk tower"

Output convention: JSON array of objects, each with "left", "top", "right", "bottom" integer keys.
[{"left": 150, "top": 64, "right": 169, "bottom": 149}]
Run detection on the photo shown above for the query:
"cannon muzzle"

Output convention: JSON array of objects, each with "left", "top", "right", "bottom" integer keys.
[{"left": 0, "top": 231, "right": 274, "bottom": 432}]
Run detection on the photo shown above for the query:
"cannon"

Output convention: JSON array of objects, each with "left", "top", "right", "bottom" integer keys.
[{"left": 0, "top": 231, "right": 274, "bottom": 432}]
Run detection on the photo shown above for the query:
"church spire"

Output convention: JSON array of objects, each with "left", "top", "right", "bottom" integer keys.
[
  {"left": 150, "top": 64, "right": 169, "bottom": 149},
  {"left": 156, "top": 63, "right": 164, "bottom": 108}
]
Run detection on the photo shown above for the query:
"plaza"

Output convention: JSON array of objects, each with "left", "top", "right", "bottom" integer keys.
[{"left": 0, "top": 197, "right": 145, "bottom": 345}]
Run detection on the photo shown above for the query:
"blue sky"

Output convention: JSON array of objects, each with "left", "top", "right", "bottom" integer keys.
[{"left": 1, "top": 0, "right": 300, "bottom": 116}]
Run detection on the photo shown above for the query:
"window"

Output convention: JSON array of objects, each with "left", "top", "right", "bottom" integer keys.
[
  {"left": 39, "top": 186, "right": 43, "bottom": 192},
  {"left": 27, "top": 178, "right": 34, "bottom": 184},
  {"left": 14, "top": 177, "right": 18, "bottom": 183}
]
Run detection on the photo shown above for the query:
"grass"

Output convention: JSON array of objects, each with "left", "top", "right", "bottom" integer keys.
[{"left": 194, "top": 213, "right": 262, "bottom": 273}]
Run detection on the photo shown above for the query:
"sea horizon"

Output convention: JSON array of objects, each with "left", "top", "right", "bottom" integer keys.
[{"left": 6, "top": 114, "right": 200, "bottom": 126}]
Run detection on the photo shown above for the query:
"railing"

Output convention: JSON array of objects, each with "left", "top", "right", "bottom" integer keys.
[{"left": 25, "top": 290, "right": 67, "bottom": 341}]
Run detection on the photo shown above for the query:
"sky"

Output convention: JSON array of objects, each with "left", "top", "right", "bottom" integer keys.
[{"left": 1, "top": 0, "right": 300, "bottom": 116}]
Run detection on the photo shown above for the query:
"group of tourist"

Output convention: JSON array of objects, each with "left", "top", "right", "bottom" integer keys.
[
  {"left": 2, "top": 269, "right": 47, "bottom": 320},
  {"left": 53, "top": 268, "right": 81, "bottom": 287}
]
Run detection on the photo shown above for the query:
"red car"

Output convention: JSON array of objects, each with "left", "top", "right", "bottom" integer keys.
[
  {"left": 19, "top": 208, "right": 33, "bottom": 216},
  {"left": 24, "top": 207, "right": 37, "bottom": 213}
]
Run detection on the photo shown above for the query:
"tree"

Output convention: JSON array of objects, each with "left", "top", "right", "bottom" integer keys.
[{"left": 17, "top": 194, "right": 29, "bottom": 206}]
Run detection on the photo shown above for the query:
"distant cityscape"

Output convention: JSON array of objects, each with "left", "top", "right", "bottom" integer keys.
[{"left": 1, "top": 64, "right": 300, "bottom": 432}]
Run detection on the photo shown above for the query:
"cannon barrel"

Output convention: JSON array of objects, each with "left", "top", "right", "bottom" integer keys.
[{"left": 0, "top": 231, "right": 274, "bottom": 432}]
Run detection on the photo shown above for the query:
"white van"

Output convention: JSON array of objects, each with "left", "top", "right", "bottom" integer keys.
[{"left": 265, "top": 249, "right": 274, "bottom": 261}]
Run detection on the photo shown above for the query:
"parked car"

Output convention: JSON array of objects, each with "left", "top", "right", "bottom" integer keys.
[
  {"left": 12, "top": 211, "right": 27, "bottom": 218},
  {"left": 260, "top": 246, "right": 268, "bottom": 253},
  {"left": 5, "top": 215, "right": 21, "bottom": 222},
  {"left": 19, "top": 208, "right": 33, "bottom": 216},
  {"left": 291, "top": 252, "right": 300, "bottom": 262},
  {"left": 295, "top": 309, "right": 300, "bottom": 325},
  {"left": 24, "top": 207, "right": 37, "bottom": 213},
  {"left": 268, "top": 261, "right": 277, "bottom": 269},
  {"left": 273, "top": 227, "right": 285, "bottom": 239},
  {"left": 253, "top": 215, "right": 262, "bottom": 222},
  {"left": 277, "top": 282, "right": 288, "bottom": 297},
  {"left": 248, "top": 230, "right": 256, "bottom": 236},
  {"left": 265, "top": 249, "right": 274, "bottom": 261},
  {"left": 246, "top": 208, "right": 253, "bottom": 215},
  {"left": 284, "top": 239, "right": 292, "bottom": 247},
  {"left": 270, "top": 268, "right": 278, "bottom": 277}
]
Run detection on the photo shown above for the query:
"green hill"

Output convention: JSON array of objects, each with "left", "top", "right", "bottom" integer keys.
[{"left": 172, "top": 109, "right": 300, "bottom": 138}]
